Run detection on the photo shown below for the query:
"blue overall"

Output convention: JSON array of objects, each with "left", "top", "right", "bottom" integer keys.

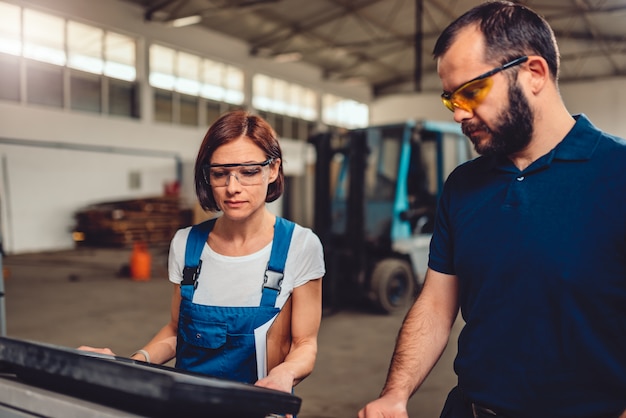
[{"left": 175, "top": 217, "right": 295, "bottom": 384}]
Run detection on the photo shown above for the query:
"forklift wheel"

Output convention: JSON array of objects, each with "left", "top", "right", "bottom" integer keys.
[{"left": 369, "top": 259, "right": 415, "bottom": 314}]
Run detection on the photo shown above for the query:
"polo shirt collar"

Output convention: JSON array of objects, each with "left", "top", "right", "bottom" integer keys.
[
  {"left": 552, "top": 113, "right": 601, "bottom": 161},
  {"left": 482, "top": 113, "right": 600, "bottom": 172}
]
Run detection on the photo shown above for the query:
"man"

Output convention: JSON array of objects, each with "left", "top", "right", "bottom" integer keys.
[{"left": 358, "top": 2, "right": 626, "bottom": 418}]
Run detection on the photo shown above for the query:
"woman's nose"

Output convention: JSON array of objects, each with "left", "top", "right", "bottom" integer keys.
[{"left": 225, "top": 172, "right": 242, "bottom": 189}]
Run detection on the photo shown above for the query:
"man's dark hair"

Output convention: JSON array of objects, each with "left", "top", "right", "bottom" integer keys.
[{"left": 433, "top": 0, "right": 560, "bottom": 80}]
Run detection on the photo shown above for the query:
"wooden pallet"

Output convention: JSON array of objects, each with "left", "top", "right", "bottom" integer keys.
[{"left": 73, "top": 196, "right": 193, "bottom": 247}]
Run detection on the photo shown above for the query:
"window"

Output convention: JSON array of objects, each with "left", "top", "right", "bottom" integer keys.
[
  {"left": 104, "top": 32, "right": 136, "bottom": 81},
  {"left": 0, "top": 1, "right": 138, "bottom": 117},
  {"left": 68, "top": 21, "right": 103, "bottom": 74},
  {"left": 223, "top": 65, "right": 243, "bottom": 105},
  {"left": 252, "top": 74, "right": 318, "bottom": 121},
  {"left": 0, "top": 2, "right": 21, "bottom": 56},
  {"left": 149, "top": 44, "right": 244, "bottom": 126},
  {"left": 70, "top": 71, "right": 102, "bottom": 113},
  {"left": 274, "top": 113, "right": 285, "bottom": 137},
  {"left": 154, "top": 88, "right": 173, "bottom": 123},
  {"left": 26, "top": 62, "right": 63, "bottom": 107},
  {"left": 252, "top": 74, "right": 319, "bottom": 140},
  {"left": 179, "top": 93, "right": 198, "bottom": 126},
  {"left": 256, "top": 109, "right": 316, "bottom": 141},
  {"left": 206, "top": 100, "right": 223, "bottom": 126},
  {"left": 322, "top": 94, "right": 369, "bottom": 128},
  {"left": 201, "top": 59, "right": 225, "bottom": 100},
  {"left": 0, "top": 53, "right": 20, "bottom": 101},
  {"left": 149, "top": 44, "right": 176, "bottom": 90},
  {"left": 176, "top": 52, "right": 201, "bottom": 95},
  {"left": 23, "top": 9, "right": 65, "bottom": 66},
  {"left": 109, "top": 79, "right": 138, "bottom": 118}
]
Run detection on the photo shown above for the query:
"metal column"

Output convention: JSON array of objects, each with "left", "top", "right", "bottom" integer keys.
[{"left": 0, "top": 231, "right": 5, "bottom": 336}]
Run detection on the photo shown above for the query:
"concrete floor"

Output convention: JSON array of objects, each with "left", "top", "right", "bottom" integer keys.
[{"left": 1, "top": 246, "right": 461, "bottom": 418}]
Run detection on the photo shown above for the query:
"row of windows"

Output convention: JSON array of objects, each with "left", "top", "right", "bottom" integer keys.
[
  {"left": 149, "top": 44, "right": 244, "bottom": 106},
  {"left": 0, "top": 0, "right": 369, "bottom": 132},
  {"left": 0, "top": 2, "right": 136, "bottom": 81},
  {"left": 252, "top": 74, "right": 317, "bottom": 121},
  {"left": 0, "top": 53, "right": 138, "bottom": 117},
  {"left": 151, "top": 89, "right": 316, "bottom": 140},
  {"left": 147, "top": 45, "right": 367, "bottom": 127}
]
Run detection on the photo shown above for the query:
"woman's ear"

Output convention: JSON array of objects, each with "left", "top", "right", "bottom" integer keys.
[{"left": 268, "top": 158, "right": 281, "bottom": 182}]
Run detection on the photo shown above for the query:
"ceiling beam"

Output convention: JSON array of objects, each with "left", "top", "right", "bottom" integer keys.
[
  {"left": 249, "top": 0, "right": 383, "bottom": 50},
  {"left": 414, "top": 0, "right": 423, "bottom": 92},
  {"left": 144, "top": 0, "right": 180, "bottom": 21}
]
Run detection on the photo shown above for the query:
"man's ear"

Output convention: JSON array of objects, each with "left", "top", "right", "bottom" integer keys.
[{"left": 525, "top": 56, "right": 550, "bottom": 94}]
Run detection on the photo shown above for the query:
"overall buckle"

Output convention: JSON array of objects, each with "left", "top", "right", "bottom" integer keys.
[
  {"left": 182, "top": 259, "right": 202, "bottom": 286},
  {"left": 263, "top": 269, "right": 283, "bottom": 292}
]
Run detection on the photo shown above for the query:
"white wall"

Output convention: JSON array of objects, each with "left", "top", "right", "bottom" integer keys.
[
  {"left": 370, "top": 77, "right": 626, "bottom": 140},
  {"left": 0, "top": 103, "right": 199, "bottom": 253},
  {"left": 560, "top": 78, "right": 626, "bottom": 139},
  {"left": 370, "top": 92, "right": 452, "bottom": 125},
  {"left": 0, "top": 144, "right": 177, "bottom": 252}
]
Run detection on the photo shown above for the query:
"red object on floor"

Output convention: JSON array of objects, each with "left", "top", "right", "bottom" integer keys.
[{"left": 130, "top": 241, "right": 151, "bottom": 281}]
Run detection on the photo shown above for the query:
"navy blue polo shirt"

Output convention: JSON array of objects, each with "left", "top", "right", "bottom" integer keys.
[{"left": 429, "top": 114, "right": 626, "bottom": 418}]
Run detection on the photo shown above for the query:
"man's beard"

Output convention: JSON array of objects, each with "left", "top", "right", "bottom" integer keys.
[{"left": 462, "top": 81, "right": 534, "bottom": 157}]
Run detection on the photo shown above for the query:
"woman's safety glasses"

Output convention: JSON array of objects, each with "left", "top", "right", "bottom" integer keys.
[
  {"left": 203, "top": 159, "right": 273, "bottom": 187},
  {"left": 441, "top": 56, "right": 528, "bottom": 112}
]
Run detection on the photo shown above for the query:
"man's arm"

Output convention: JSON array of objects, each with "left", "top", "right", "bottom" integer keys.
[{"left": 358, "top": 268, "right": 459, "bottom": 417}]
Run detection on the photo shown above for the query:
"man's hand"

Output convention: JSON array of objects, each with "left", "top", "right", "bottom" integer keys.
[
  {"left": 357, "top": 395, "right": 409, "bottom": 418},
  {"left": 619, "top": 408, "right": 626, "bottom": 418}
]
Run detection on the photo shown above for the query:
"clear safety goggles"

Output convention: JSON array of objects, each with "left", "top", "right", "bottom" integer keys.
[{"left": 202, "top": 159, "right": 273, "bottom": 187}]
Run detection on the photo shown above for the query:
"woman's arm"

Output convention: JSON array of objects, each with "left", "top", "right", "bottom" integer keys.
[
  {"left": 256, "top": 278, "right": 322, "bottom": 392},
  {"left": 128, "top": 284, "right": 181, "bottom": 364}
]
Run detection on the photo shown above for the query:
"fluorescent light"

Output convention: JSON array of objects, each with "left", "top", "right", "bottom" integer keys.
[
  {"left": 273, "top": 52, "right": 302, "bottom": 63},
  {"left": 168, "top": 15, "right": 202, "bottom": 28}
]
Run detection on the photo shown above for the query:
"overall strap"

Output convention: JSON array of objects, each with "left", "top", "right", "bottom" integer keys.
[
  {"left": 260, "top": 217, "right": 296, "bottom": 307},
  {"left": 181, "top": 218, "right": 217, "bottom": 287}
]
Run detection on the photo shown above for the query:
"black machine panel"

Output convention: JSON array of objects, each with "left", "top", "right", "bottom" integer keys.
[{"left": 0, "top": 336, "right": 300, "bottom": 418}]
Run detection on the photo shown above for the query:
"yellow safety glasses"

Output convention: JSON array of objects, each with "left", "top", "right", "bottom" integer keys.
[{"left": 441, "top": 56, "right": 528, "bottom": 112}]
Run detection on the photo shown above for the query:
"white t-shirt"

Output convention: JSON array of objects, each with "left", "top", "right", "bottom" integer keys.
[{"left": 168, "top": 222, "right": 325, "bottom": 309}]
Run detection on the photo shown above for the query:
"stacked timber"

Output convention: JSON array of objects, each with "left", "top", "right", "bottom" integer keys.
[{"left": 73, "top": 196, "right": 193, "bottom": 247}]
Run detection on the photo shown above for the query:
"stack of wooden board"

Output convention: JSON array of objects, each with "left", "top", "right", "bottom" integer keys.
[{"left": 73, "top": 196, "right": 193, "bottom": 247}]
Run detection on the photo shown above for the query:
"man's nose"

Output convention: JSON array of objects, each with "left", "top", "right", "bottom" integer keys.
[{"left": 453, "top": 106, "right": 473, "bottom": 123}]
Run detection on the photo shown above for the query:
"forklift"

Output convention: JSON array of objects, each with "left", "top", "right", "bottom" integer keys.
[{"left": 310, "top": 120, "right": 472, "bottom": 314}]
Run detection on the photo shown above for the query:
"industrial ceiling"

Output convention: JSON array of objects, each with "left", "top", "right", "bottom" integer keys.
[{"left": 121, "top": 0, "right": 626, "bottom": 97}]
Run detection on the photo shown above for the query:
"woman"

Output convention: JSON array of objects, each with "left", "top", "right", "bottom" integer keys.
[{"left": 81, "top": 110, "right": 324, "bottom": 395}]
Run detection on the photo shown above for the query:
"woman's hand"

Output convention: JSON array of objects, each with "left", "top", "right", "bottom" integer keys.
[
  {"left": 255, "top": 372, "right": 296, "bottom": 418},
  {"left": 255, "top": 369, "right": 294, "bottom": 394},
  {"left": 77, "top": 346, "right": 116, "bottom": 356}
]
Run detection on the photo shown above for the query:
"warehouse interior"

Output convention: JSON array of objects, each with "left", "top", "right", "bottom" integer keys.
[{"left": 1, "top": 0, "right": 626, "bottom": 417}]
